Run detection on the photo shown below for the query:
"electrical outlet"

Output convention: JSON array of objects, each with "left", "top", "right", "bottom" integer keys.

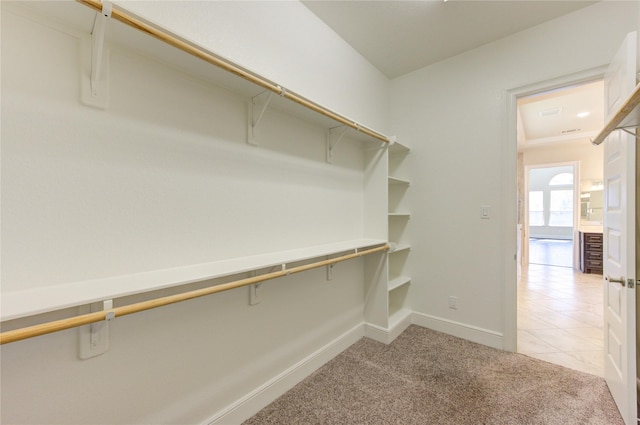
[{"left": 448, "top": 296, "right": 458, "bottom": 310}]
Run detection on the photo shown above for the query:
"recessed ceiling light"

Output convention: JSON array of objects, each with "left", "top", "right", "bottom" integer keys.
[{"left": 576, "top": 111, "right": 591, "bottom": 118}]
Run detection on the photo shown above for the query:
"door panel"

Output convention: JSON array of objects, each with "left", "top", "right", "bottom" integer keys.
[{"left": 603, "top": 31, "right": 637, "bottom": 425}]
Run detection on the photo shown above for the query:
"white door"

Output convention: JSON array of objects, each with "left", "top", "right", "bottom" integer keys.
[{"left": 603, "top": 31, "right": 637, "bottom": 425}]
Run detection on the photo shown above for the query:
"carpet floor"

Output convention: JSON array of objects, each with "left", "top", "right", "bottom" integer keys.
[{"left": 244, "top": 325, "right": 623, "bottom": 425}]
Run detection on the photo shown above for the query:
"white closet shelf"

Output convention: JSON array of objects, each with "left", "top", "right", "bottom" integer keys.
[
  {"left": 1, "top": 239, "right": 387, "bottom": 322},
  {"left": 388, "top": 176, "right": 411, "bottom": 186},
  {"left": 388, "top": 276, "right": 411, "bottom": 292},
  {"left": 389, "top": 244, "right": 411, "bottom": 253},
  {"left": 388, "top": 141, "right": 411, "bottom": 154},
  {"left": 388, "top": 212, "right": 411, "bottom": 218},
  {"left": 9, "top": 1, "right": 389, "bottom": 145}
]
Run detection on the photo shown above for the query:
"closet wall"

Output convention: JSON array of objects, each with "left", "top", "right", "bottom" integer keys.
[
  {"left": 389, "top": 1, "right": 639, "bottom": 349},
  {"left": 0, "top": 2, "right": 389, "bottom": 424}
]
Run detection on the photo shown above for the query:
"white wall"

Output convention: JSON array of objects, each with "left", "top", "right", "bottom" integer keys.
[
  {"left": 390, "top": 1, "right": 639, "bottom": 345},
  {"left": 0, "top": 2, "right": 388, "bottom": 424},
  {"left": 523, "top": 140, "right": 604, "bottom": 188}
]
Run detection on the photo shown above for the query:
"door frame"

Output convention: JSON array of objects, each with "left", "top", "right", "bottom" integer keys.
[
  {"left": 503, "top": 65, "right": 607, "bottom": 352},
  {"left": 524, "top": 161, "right": 580, "bottom": 269}
]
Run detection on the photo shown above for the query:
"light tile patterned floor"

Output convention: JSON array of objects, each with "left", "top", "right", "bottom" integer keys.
[{"left": 517, "top": 263, "right": 604, "bottom": 377}]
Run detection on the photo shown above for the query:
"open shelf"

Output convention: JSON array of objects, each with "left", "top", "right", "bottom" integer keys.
[
  {"left": 389, "top": 244, "right": 411, "bottom": 253},
  {"left": 388, "top": 212, "right": 411, "bottom": 218},
  {"left": 388, "top": 141, "right": 411, "bottom": 155},
  {"left": 7, "top": 1, "right": 390, "bottom": 146},
  {"left": 388, "top": 176, "right": 411, "bottom": 186},
  {"left": 1, "top": 238, "right": 387, "bottom": 321},
  {"left": 388, "top": 276, "right": 411, "bottom": 292}
]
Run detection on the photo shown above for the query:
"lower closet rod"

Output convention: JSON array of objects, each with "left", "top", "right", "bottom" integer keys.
[{"left": 0, "top": 244, "right": 389, "bottom": 345}]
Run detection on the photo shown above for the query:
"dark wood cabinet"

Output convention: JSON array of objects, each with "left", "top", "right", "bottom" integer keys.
[{"left": 579, "top": 231, "right": 603, "bottom": 274}]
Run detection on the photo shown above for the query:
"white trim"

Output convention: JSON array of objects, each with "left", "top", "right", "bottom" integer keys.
[
  {"left": 364, "top": 321, "right": 391, "bottom": 343},
  {"left": 363, "top": 310, "right": 412, "bottom": 344},
  {"left": 411, "top": 312, "right": 504, "bottom": 350},
  {"left": 204, "top": 323, "right": 364, "bottom": 425}
]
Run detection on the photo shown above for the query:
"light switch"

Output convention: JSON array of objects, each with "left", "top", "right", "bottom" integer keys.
[{"left": 480, "top": 205, "right": 490, "bottom": 219}]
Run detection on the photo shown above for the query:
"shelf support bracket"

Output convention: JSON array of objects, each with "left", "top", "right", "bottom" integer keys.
[
  {"left": 247, "top": 90, "right": 274, "bottom": 145},
  {"left": 81, "top": 1, "right": 111, "bottom": 108},
  {"left": 79, "top": 299, "right": 114, "bottom": 359},
  {"left": 618, "top": 125, "right": 639, "bottom": 137},
  {"left": 326, "top": 255, "right": 334, "bottom": 281},
  {"left": 326, "top": 126, "right": 349, "bottom": 163}
]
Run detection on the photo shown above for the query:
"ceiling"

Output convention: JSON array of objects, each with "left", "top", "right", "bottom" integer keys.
[
  {"left": 302, "top": 0, "right": 603, "bottom": 150},
  {"left": 301, "top": 0, "right": 597, "bottom": 79},
  {"left": 517, "top": 80, "right": 604, "bottom": 150}
]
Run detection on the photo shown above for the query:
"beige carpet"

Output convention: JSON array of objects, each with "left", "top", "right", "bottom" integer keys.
[{"left": 244, "top": 325, "right": 623, "bottom": 425}]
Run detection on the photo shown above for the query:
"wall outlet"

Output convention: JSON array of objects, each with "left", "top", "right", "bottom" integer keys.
[{"left": 448, "top": 296, "right": 458, "bottom": 310}]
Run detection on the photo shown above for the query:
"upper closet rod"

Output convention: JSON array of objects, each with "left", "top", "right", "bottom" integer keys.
[
  {"left": 0, "top": 244, "right": 389, "bottom": 345},
  {"left": 77, "top": 0, "right": 390, "bottom": 144}
]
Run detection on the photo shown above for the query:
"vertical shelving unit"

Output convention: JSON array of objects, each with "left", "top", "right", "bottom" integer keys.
[
  {"left": 363, "top": 139, "right": 412, "bottom": 343},
  {"left": 387, "top": 141, "right": 412, "bottom": 332}
]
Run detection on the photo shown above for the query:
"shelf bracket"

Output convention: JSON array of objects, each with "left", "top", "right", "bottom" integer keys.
[
  {"left": 79, "top": 299, "right": 114, "bottom": 359},
  {"left": 591, "top": 125, "right": 640, "bottom": 144},
  {"left": 326, "top": 126, "right": 349, "bottom": 163},
  {"left": 618, "top": 125, "right": 639, "bottom": 137},
  {"left": 326, "top": 255, "right": 334, "bottom": 281},
  {"left": 81, "top": 1, "right": 111, "bottom": 108},
  {"left": 247, "top": 90, "right": 274, "bottom": 145}
]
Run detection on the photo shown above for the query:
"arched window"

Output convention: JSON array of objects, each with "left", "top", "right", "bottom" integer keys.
[{"left": 549, "top": 173, "right": 573, "bottom": 186}]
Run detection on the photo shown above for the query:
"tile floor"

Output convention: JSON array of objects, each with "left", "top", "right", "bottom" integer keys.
[
  {"left": 529, "top": 238, "right": 573, "bottom": 268},
  {"left": 517, "top": 262, "right": 604, "bottom": 377}
]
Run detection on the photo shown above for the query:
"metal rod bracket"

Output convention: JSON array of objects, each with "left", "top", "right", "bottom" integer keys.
[
  {"left": 81, "top": 1, "right": 111, "bottom": 108},
  {"left": 79, "top": 299, "right": 113, "bottom": 360},
  {"left": 247, "top": 91, "right": 274, "bottom": 145},
  {"left": 327, "top": 126, "right": 349, "bottom": 163}
]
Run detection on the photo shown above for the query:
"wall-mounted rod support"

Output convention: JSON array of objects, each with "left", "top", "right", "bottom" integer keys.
[
  {"left": 327, "top": 126, "right": 349, "bottom": 163},
  {"left": 252, "top": 91, "right": 273, "bottom": 131},
  {"left": 0, "top": 244, "right": 389, "bottom": 345},
  {"left": 76, "top": 0, "right": 390, "bottom": 144},
  {"left": 90, "top": 0, "right": 111, "bottom": 95},
  {"left": 247, "top": 91, "right": 274, "bottom": 145}
]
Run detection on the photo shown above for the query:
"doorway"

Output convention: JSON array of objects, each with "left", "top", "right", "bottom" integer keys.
[{"left": 514, "top": 78, "right": 605, "bottom": 376}]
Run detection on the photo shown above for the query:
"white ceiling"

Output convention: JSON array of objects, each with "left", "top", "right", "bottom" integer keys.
[
  {"left": 517, "top": 80, "right": 604, "bottom": 150},
  {"left": 302, "top": 0, "right": 603, "bottom": 150},
  {"left": 301, "top": 0, "right": 597, "bottom": 79}
]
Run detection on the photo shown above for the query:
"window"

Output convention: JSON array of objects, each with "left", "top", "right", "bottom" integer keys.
[
  {"left": 529, "top": 191, "right": 544, "bottom": 226},
  {"left": 549, "top": 189, "right": 573, "bottom": 226},
  {"left": 549, "top": 173, "right": 573, "bottom": 186}
]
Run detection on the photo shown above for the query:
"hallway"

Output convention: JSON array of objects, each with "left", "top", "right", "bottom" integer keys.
[{"left": 517, "top": 264, "right": 604, "bottom": 377}]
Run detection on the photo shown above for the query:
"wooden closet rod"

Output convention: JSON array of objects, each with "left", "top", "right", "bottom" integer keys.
[
  {"left": 76, "top": 0, "right": 390, "bottom": 144},
  {"left": 0, "top": 244, "right": 389, "bottom": 345}
]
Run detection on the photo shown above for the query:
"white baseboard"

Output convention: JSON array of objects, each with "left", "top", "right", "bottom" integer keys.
[
  {"left": 204, "top": 323, "right": 364, "bottom": 425},
  {"left": 363, "top": 322, "right": 390, "bottom": 343},
  {"left": 411, "top": 312, "right": 503, "bottom": 350},
  {"left": 364, "top": 310, "right": 412, "bottom": 345}
]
